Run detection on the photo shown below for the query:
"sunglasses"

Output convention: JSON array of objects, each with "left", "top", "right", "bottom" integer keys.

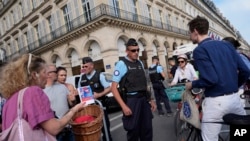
[
  {"left": 82, "top": 65, "right": 88, "bottom": 68},
  {"left": 178, "top": 61, "right": 185, "bottom": 64},
  {"left": 129, "top": 49, "right": 140, "bottom": 53}
]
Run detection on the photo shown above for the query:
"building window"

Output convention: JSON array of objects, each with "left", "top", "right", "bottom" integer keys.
[
  {"left": 111, "top": 0, "right": 120, "bottom": 17},
  {"left": 17, "top": 3, "right": 23, "bottom": 21},
  {"left": 35, "top": 25, "right": 40, "bottom": 41},
  {"left": 18, "top": 35, "right": 24, "bottom": 49},
  {"left": 81, "top": 0, "right": 92, "bottom": 22},
  {"left": 62, "top": 5, "right": 72, "bottom": 31}
]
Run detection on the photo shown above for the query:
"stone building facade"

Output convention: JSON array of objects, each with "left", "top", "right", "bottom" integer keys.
[{"left": 0, "top": 0, "right": 249, "bottom": 76}]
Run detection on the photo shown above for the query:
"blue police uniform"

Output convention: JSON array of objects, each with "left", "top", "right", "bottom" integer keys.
[
  {"left": 78, "top": 70, "right": 112, "bottom": 141},
  {"left": 113, "top": 57, "right": 153, "bottom": 141},
  {"left": 148, "top": 64, "right": 172, "bottom": 115}
]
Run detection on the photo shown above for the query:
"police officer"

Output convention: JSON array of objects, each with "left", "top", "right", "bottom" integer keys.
[
  {"left": 148, "top": 56, "right": 173, "bottom": 116},
  {"left": 111, "top": 38, "right": 156, "bottom": 141},
  {"left": 78, "top": 57, "right": 112, "bottom": 141}
]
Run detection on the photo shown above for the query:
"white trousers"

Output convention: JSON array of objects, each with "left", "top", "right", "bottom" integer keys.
[
  {"left": 238, "top": 88, "right": 246, "bottom": 107},
  {"left": 201, "top": 93, "right": 246, "bottom": 141}
]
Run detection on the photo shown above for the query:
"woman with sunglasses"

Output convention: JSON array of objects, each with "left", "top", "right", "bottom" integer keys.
[{"left": 170, "top": 54, "right": 198, "bottom": 86}]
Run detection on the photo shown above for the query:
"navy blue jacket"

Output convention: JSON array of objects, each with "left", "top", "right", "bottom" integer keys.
[{"left": 192, "top": 38, "right": 250, "bottom": 97}]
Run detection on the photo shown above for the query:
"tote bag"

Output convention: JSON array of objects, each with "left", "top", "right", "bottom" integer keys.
[
  {"left": 180, "top": 90, "right": 201, "bottom": 129},
  {"left": 0, "top": 88, "right": 56, "bottom": 141}
]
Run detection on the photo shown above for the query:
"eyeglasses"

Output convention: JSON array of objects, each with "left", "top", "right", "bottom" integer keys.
[
  {"left": 129, "top": 49, "right": 140, "bottom": 53},
  {"left": 178, "top": 61, "right": 185, "bottom": 64},
  {"left": 48, "top": 71, "right": 57, "bottom": 74}
]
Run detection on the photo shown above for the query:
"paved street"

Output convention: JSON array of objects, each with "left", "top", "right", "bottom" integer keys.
[{"left": 108, "top": 102, "right": 178, "bottom": 141}]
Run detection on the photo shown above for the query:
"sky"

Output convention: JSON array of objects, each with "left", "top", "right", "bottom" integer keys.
[{"left": 212, "top": 0, "right": 250, "bottom": 44}]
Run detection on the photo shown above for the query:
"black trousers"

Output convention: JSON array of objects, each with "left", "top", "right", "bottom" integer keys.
[
  {"left": 122, "top": 96, "right": 153, "bottom": 141},
  {"left": 152, "top": 82, "right": 172, "bottom": 113}
]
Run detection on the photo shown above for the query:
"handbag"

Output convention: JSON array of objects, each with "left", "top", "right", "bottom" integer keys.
[
  {"left": 180, "top": 90, "right": 201, "bottom": 129},
  {"left": 0, "top": 88, "right": 56, "bottom": 141}
]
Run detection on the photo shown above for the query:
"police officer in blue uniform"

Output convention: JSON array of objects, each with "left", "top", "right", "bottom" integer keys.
[
  {"left": 78, "top": 57, "right": 113, "bottom": 141},
  {"left": 148, "top": 56, "right": 173, "bottom": 116},
  {"left": 111, "top": 38, "right": 156, "bottom": 141}
]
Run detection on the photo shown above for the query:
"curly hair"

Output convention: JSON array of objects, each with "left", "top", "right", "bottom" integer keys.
[
  {"left": 0, "top": 54, "right": 45, "bottom": 99},
  {"left": 188, "top": 16, "right": 209, "bottom": 35}
]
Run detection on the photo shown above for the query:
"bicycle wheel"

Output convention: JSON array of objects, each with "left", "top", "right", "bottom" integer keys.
[
  {"left": 219, "top": 131, "right": 230, "bottom": 141},
  {"left": 174, "top": 110, "right": 185, "bottom": 136},
  {"left": 177, "top": 123, "right": 202, "bottom": 141}
]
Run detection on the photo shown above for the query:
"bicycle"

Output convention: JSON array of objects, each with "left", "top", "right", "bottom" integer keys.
[
  {"left": 176, "top": 90, "right": 250, "bottom": 141},
  {"left": 165, "top": 83, "right": 202, "bottom": 137}
]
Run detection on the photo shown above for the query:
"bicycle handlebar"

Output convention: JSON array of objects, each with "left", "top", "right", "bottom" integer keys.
[{"left": 166, "top": 83, "right": 186, "bottom": 88}]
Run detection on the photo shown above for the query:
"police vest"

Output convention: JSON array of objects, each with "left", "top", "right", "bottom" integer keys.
[
  {"left": 148, "top": 65, "right": 163, "bottom": 83},
  {"left": 80, "top": 71, "right": 104, "bottom": 93},
  {"left": 122, "top": 59, "right": 147, "bottom": 93}
]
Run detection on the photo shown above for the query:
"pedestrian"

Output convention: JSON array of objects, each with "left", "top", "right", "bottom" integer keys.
[
  {"left": 111, "top": 38, "right": 157, "bottom": 141},
  {"left": 222, "top": 37, "right": 250, "bottom": 107},
  {"left": 44, "top": 64, "right": 76, "bottom": 141},
  {"left": 185, "top": 16, "right": 250, "bottom": 141},
  {"left": 168, "top": 57, "right": 178, "bottom": 79},
  {"left": 0, "top": 54, "right": 85, "bottom": 139},
  {"left": 78, "top": 57, "right": 113, "bottom": 141},
  {"left": 222, "top": 37, "right": 250, "bottom": 70},
  {"left": 148, "top": 56, "right": 173, "bottom": 116},
  {"left": 56, "top": 66, "right": 78, "bottom": 106},
  {"left": 170, "top": 54, "right": 198, "bottom": 85}
]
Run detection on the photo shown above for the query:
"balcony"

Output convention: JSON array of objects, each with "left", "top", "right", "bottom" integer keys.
[{"left": 5, "top": 4, "right": 189, "bottom": 61}]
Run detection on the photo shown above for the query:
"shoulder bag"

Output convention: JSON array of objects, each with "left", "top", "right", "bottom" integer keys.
[
  {"left": 0, "top": 88, "right": 56, "bottom": 141},
  {"left": 180, "top": 90, "right": 201, "bottom": 129}
]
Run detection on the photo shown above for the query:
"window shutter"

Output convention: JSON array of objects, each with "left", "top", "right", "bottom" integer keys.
[
  {"left": 67, "top": 2, "right": 73, "bottom": 21},
  {"left": 38, "top": 21, "right": 43, "bottom": 39},
  {"left": 18, "top": 34, "right": 23, "bottom": 49},
  {"left": 10, "top": 38, "right": 15, "bottom": 54},
  {"left": 21, "top": 0, "right": 27, "bottom": 16},
  {"left": 27, "top": 0, "right": 33, "bottom": 13},
  {"left": 51, "top": 12, "right": 56, "bottom": 31},
  {"left": 18, "top": 5, "right": 23, "bottom": 22},
  {"left": 56, "top": 10, "right": 62, "bottom": 27},
  {"left": 73, "top": 0, "right": 80, "bottom": 18},
  {"left": 13, "top": 8, "right": 18, "bottom": 24},
  {"left": 89, "top": 0, "right": 95, "bottom": 18}
]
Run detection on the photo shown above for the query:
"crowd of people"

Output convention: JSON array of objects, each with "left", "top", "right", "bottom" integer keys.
[{"left": 0, "top": 15, "right": 250, "bottom": 141}]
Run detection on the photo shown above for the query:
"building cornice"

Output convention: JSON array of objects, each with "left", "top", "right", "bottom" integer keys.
[{"left": 31, "top": 15, "right": 189, "bottom": 55}]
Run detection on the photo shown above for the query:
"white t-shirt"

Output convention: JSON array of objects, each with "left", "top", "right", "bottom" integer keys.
[
  {"left": 171, "top": 63, "right": 198, "bottom": 85},
  {"left": 43, "top": 82, "right": 70, "bottom": 119}
]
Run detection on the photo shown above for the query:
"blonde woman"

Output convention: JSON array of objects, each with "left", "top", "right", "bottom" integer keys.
[{"left": 0, "top": 54, "right": 85, "bottom": 139}]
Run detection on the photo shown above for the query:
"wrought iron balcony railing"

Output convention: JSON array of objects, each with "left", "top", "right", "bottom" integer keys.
[{"left": 4, "top": 4, "right": 189, "bottom": 61}]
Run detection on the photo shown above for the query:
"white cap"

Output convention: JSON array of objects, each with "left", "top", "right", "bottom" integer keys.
[{"left": 177, "top": 54, "right": 188, "bottom": 60}]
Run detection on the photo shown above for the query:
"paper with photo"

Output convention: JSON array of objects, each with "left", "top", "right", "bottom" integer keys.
[{"left": 77, "top": 85, "right": 95, "bottom": 105}]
